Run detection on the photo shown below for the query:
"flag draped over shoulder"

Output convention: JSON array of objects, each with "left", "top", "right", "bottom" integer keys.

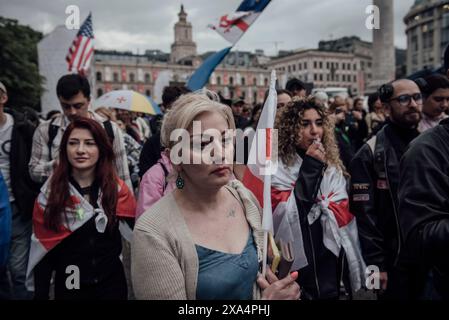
[
  {"left": 271, "top": 156, "right": 366, "bottom": 290},
  {"left": 208, "top": 0, "right": 271, "bottom": 45},
  {"left": 187, "top": 46, "right": 232, "bottom": 91},
  {"left": 66, "top": 13, "right": 94, "bottom": 75},
  {"left": 25, "top": 179, "right": 136, "bottom": 291}
]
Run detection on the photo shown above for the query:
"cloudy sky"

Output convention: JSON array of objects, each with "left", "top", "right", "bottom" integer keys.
[{"left": 0, "top": 0, "right": 416, "bottom": 56}]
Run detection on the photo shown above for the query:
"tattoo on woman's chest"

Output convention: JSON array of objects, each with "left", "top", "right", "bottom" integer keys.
[{"left": 227, "top": 207, "right": 236, "bottom": 218}]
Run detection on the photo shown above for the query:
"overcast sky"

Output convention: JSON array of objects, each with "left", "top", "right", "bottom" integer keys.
[{"left": 0, "top": 0, "right": 416, "bottom": 56}]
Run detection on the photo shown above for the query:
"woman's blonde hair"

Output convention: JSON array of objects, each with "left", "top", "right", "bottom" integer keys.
[
  {"left": 275, "top": 96, "right": 345, "bottom": 172},
  {"left": 94, "top": 107, "right": 115, "bottom": 121},
  {"left": 160, "top": 90, "right": 236, "bottom": 149}
]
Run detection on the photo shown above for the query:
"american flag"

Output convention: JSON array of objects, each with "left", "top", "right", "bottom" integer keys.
[{"left": 66, "top": 13, "right": 94, "bottom": 75}]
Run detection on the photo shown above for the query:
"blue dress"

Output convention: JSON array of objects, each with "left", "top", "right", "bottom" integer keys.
[{"left": 195, "top": 232, "right": 259, "bottom": 300}]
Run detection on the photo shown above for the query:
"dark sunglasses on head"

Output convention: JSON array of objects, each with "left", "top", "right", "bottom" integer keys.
[{"left": 389, "top": 93, "right": 422, "bottom": 106}]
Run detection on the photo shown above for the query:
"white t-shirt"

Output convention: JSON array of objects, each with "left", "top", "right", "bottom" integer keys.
[{"left": 0, "top": 113, "right": 14, "bottom": 201}]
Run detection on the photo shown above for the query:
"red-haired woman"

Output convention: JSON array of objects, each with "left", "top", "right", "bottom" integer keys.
[{"left": 26, "top": 117, "right": 136, "bottom": 300}]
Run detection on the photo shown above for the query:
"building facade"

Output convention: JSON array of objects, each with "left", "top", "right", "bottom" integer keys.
[
  {"left": 404, "top": 0, "right": 449, "bottom": 74},
  {"left": 319, "top": 36, "right": 373, "bottom": 91},
  {"left": 319, "top": 36, "right": 408, "bottom": 85},
  {"left": 93, "top": 5, "right": 270, "bottom": 105},
  {"left": 266, "top": 49, "right": 364, "bottom": 96},
  {"left": 94, "top": 49, "right": 270, "bottom": 105}
]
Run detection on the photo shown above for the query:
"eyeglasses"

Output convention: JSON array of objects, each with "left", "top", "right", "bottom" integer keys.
[
  {"left": 60, "top": 101, "right": 87, "bottom": 110},
  {"left": 389, "top": 93, "right": 422, "bottom": 107}
]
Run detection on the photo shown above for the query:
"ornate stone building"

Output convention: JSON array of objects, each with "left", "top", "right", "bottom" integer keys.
[
  {"left": 170, "top": 5, "right": 197, "bottom": 63},
  {"left": 404, "top": 0, "right": 449, "bottom": 74},
  {"left": 93, "top": 5, "right": 270, "bottom": 104}
]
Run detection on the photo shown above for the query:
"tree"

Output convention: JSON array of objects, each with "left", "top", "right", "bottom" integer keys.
[{"left": 0, "top": 17, "right": 44, "bottom": 111}]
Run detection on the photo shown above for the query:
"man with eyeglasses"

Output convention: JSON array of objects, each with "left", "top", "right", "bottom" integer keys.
[
  {"left": 416, "top": 74, "right": 449, "bottom": 132},
  {"left": 349, "top": 79, "right": 423, "bottom": 300},
  {"left": 29, "top": 74, "right": 132, "bottom": 192}
]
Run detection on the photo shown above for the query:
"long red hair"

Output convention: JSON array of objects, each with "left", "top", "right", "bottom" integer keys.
[{"left": 44, "top": 116, "right": 119, "bottom": 231}]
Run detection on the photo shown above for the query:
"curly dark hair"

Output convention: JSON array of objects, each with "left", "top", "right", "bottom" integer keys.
[{"left": 275, "top": 96, "right": 345, "bottom": 172}]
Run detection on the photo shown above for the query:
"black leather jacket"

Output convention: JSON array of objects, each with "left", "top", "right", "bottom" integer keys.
[
  {"left": 398, "top": 118, "right": 449, "bottom": 299},
  {"left": 349, "top": 123, "right": 419, "bottom": 272},
  {"left": 294, "top": 151, "right": 348, "bottom": 300}
]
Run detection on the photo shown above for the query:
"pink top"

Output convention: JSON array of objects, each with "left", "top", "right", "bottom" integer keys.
[{"left": 136, "top": 152, "right": 175, "bottom": 220}]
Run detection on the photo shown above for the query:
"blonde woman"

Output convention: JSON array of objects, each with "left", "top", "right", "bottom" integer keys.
[
  {"left": 271, "top": 97, "right": 365, "bottom": 300},
  {"left": 131, "top": 92, "right": 300, "bottom": 300}
]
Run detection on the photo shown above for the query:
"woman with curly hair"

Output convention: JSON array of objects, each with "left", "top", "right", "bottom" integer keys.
[{"left": 272, "top": 97, "right": 365, "bottom": 300}]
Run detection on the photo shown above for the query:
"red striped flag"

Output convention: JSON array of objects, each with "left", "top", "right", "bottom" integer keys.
[
  {"left": 242, "top": 70, "right": 277, "bottom": 276},
  {"left": 26, "top": 179, "right": 136, "bottom": 291},
  {"left": 208, "top": 0, "right": 271, "bottom": 45},
  {"left": 66, "top": 13, "right": 94, "bottom": 75},
  {"left": 243, "top": 70, "right": 277, "bottom": 233}
]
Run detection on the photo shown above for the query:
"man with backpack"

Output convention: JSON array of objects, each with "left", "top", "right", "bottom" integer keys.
[
  {"left": 349, "top": 79, "right": 422, "bottom": 299},
  {"left": 0, "top": 81, "right": 40, "bottom": 299},
  {"left": 29, "top": 74, "right": 132, "bottom": 191}
]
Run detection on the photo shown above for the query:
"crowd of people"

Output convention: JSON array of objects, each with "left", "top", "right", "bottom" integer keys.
[{"left": 0, "top": 51, "right": 449, "bottom": 300}]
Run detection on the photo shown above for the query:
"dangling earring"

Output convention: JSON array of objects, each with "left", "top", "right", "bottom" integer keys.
[{"left": 176, "top": 173, "right": 185, "bottom": 189}]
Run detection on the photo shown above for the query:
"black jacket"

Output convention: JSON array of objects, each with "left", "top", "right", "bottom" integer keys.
[
  {"left": 398, "top": 118, "right": 449, "bottom": 299},
  {"left": 138, "top": 132, "right": 162, "bottom": 178},
  {"left": 294, "top": 151, "right": 348, "bottom": 300},
  {"left": 335, "top": 124, "right": 354, "bottom": 170},
  {"left": 6, "top": 109, "right": 40, "bottom": 217},
  {"left": 349, "top": 123, "right": 419, "bottom": 272},
  {"left": 347, "top": 111, "right": 369, "bottom": 152},
  {"left": 33, "top": 180, "right": 128, "bottom": 300}
]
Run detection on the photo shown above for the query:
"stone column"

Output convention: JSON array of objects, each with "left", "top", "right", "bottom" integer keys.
[{"left": 371, "top": 0, "right": 396, "bottom": 90}]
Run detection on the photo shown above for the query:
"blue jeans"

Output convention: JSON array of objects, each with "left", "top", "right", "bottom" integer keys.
[{"left": 0, "top": 202, "right": 32, "bottom": 300}]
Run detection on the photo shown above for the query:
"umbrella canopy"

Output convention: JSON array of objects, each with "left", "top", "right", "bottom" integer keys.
[{"left": 94, "top": 90, "right": 161, "bottom": 115}]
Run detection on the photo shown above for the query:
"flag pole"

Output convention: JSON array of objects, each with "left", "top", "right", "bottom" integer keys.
[
  {"left": 262, "top": 231, "right": 268, "bottom": 277},
  {"left": 261, "top": 70, "right": 276, "bottom": 278}
]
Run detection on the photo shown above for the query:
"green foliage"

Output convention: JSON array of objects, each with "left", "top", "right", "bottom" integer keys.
[{"left": 0, "top": 16, "right": 45, "bottom": 111}]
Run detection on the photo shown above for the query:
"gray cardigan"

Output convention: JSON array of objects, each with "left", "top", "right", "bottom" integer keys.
[{"left": 131, "top": 179, "right": 264, "bottom": 300}]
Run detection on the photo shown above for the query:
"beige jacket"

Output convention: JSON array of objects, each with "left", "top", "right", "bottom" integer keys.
[{"left": 131, "top": 179, "right": 264, "bottom": 300}]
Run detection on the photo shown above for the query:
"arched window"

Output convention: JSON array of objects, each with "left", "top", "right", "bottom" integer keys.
[
  {"left": 229, "top": 76, "right": 234, "bottom": 85},
  {"left": 96, "top": 71, "right": 102, "bottom": 81},
  {"left": 253, "top": 77, "right": 257, "bottom": 86},
  {"left": 241, "top": 77, "right": 246, "bottom": 86},
  {"left": 217, "top": 76, "right": 221, "bottom": 85},
  {"left": 113, "top": 72, "right": 119, "bottom": 82},
  {"left": 145, "top": 89, "right": 151, "bottom": 96},
  {"left": 97, "top": 88, "right": 103, "bottom": 97},
  {"left": 264, "top": 78, "right": 268, "bottom": 87},
  {"left": 145, "top": 73, "right": 151, "bottom": 83},
  {"left": 129, "top": 73, "right": 135, "bottom": 83}
]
